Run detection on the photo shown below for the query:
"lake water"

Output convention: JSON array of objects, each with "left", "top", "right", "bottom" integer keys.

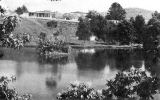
[{"left": 0, "top": 47, "right": 160, "bottom": 100}]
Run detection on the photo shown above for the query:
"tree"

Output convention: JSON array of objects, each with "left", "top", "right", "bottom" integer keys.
[
  {"left": 143, "top": 19, "right": 160, "bottom": 51},
  {"left": 91, "top": 16, "right": 117, "bottom": 43},
  {"left": 90, "top": 14, "right": 107, "bottom": 41},
  {"left": 133, "top": 15, "right": 146, "bottom": 43},
  {"left": 129, "top": 17, "right": 134, "bottom": 23},
  {"left": 152, "top": 11, "right": 160, "bottom": 20},
  {"left": 21, "top": 5, "right": 28, "bottom": 13},
  {"left": 15, "top": 7, "right": 23, "bottom": 15},
  {"left": 15, "top": 5, "right": 28, "bottom": 15},
  {"left": 84, "top": 11, "right": 117, "bottom": 43},
  {"left": 0, "top": 6, "right": 31, "bottom": 100},
  {"left": 0, "top": 6, "right": 30, "bottom": 54},
  {"left": 147, "top": 17, "right": 158, "bottom": 25},
  {"left": 86, "top": 10, "right": 99, "bottom": 19},
  {"left": 0, "top": 6, "right": 5, "bottom": 14},
  {"left": 115, "top": 20, "right": 135, "bottom": 45},
  {"left": 106, "top": 2, "right": 126, "bottom": 20},
  {"left": 76, "top": 17, "right": 92, "bottom": 42}
]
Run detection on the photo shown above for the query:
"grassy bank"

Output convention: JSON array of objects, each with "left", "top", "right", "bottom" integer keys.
[{"left": 12, "top": 17, "right": 78, "bottom": 44}]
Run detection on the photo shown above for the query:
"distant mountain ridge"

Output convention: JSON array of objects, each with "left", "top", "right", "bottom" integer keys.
[
  {"left": 125, "top": 8, "right": 154, "bottom": 20},
  {"left": 99, "top": 8, "right": 154, "bottom": 20}
]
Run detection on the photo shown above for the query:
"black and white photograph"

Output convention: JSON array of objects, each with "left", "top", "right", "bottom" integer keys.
[{"left": 0, "top": 0, "right": 160, "bottom": 100}]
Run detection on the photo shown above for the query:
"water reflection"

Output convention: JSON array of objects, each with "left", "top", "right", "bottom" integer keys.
[
  {"left": 75, "top": 49, "right": 144, "bottom": 72},
  {"left": 45, "top": 77, "right": 57, "bottom": 90},
  {"left": 144, "top": 50, "right": 160, "bottom": 77},
  {"left": 37, "top": 55, "right": 69, "bottom": 90},
  {"left": 0, "top": 47, "right": 160, "bottom": 100},
  {"left": 75, "top": 50, "right": 107, "bottom": 71},
  {"left": 37, "top": 55, "right": 69, "bottom": 65}
]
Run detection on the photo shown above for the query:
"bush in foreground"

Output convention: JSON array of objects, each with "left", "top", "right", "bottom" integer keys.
[
  {"left": 57, "top": 82, "right": 99, "bottom": 100},
  {"left": 57, "top": 68, "right": 160, "bottom": 100},
  {"left": 0, "top": 76, "right": 32, "bottom": 100}
]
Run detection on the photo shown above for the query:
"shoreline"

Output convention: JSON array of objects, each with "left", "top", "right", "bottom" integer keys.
[
  {"left": 0, "top": 43, "right": 143, "bottom": 49},
  {"left": 23, "top": 44, "right": 142, "bottom": 49}
]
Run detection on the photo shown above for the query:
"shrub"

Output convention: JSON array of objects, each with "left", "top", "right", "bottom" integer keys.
[
  {"left": 57, "top": 68, "right": 160, "bottom": 100},
  {"left": 47, "top": 20, "right": 58, "bottom": 28},
  {"left": 37, "top": 36, "right": 69, "bottom": 55},
  {"left": 102, "top": 68, "right": 160, "bottom": 100},
  {"left": 0, "top": 76, "right": 32, "bottom": 100},
  {"left": 57, "top": 82, "right": 99, "bottom": 100}
]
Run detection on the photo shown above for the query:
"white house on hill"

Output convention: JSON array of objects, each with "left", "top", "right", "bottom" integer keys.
[{"left": 28, "top": 10, "right": 56, "bottom": 18}]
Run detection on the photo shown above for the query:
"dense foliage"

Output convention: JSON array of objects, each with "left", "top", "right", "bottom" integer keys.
[
  {"left": 0, "top": 6, "right": 30, "bottom": 51},
  {"left": 106, "top": 2, "right": 126, "bottom": 20},
  {"left": 89, "top": 14, "right": 116, "bottom": 42},
  {"left": 76, "top": 2, "right": 160, "bottom": 51},
  {"left": 132, "top": 15, "right": 146, "bottom": 43},
  {"left": 102, "top": 68, "right": 160, "bottom": 99},
  {"left": 47, "top": 20, "right": 58, "bottom": 28},
  {"left": 76, "top": 17, "right": 92, "bottom": 41},
  {"left": 15, "top": 5, "right": 28, "bottom": 15},
  {"left": 57, "top": 82, "right": 99, "bottom": 100},
  {"left": 0, "top": 76, "right": 32, "bottom": 100},
  {"left": 143, "top": 20, "right": 160, "bottom": 51},
  {"left": 57, "top": 68, "right": 160, "bottom": 100},
  {"left": 115, "top": 20, "right": 135, "bottom": 45},
  {"left": 37, "top": 32, "right": 69, "bottom": 55}
]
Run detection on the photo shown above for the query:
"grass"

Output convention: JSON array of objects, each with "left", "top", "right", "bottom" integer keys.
[
  {"left": 12, "top": 17, "right": 78, "bottom": 46},
  {"left": 12, "top": 17, "right": 106, "bottom": 47}
]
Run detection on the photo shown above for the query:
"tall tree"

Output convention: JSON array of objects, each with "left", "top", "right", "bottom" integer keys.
[
  {"left": 133, "top": 15, "right": 146, "bottom": 43},
  {"left": 15, "top": 7, "right": 23, "bottom": 15},
  {"left": 76, "top": 17, "right": 92, "bottom": 42},
  {"left": 143, "top": 19, "right": 160, "bottom": 51},
  {"left": 90, "top": 14, "right": 116, "bottom": 42},
  {"left": 15, "top": 5, "right": 28, "bottom": 15},
  {"left": 115, "top": 20, "right": 135, "bottom": 45},
  {"left": 106, "top": 2, "right": 126, "bottom": 20},
  {"left": 90, "top": 14, "right": 107, "bottom": 41},
  {"left": 86, "top": 10, "right": 99, "bottom": 19},
  {"left": 21, "top": 5, "right": 28, "bottom": 13},
  {"left": 152, "top": 11, "right": 160, "bottom": 20}
]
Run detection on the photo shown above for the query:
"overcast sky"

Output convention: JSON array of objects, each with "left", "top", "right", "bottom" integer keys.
[{"left": 1, "top": 0, "right": 160, "bottom": 13}]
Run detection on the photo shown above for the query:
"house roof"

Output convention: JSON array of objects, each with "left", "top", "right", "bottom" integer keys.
[
  {"left": 29, "top": 10, "right": 55, "bottom": 14},
  {"left": 70, "top": 11, "right": 87, "bottom": 14}
]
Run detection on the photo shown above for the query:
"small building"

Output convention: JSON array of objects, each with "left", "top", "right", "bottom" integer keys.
[
  {"left": 108, "top": 20, "right": 120, "bottom": 24},
  {"left": 28, "top": 10, "right": 56, "bottom": 18}
]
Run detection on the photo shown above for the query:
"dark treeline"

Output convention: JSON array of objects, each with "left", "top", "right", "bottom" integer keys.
[{"left": 76, "top": 2, "right": 160, "bottom": 51}]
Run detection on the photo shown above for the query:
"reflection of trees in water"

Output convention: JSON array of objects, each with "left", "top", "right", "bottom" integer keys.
[
  {"left": 143, "top": 49, "right": 160, "bottom": 77},
  {"left": 75, "top": 49, "right": 145, "bottom": 72},
  {"left": 37, "top": 55, "right": 69, "bottom": 74},
  {"left": 114, "top": 49, "right": 132, "bottom": 71},
  {"left": 37, "top": 55, "right": 69, "bottom": 65},
  {"left": 45, "top": 77, "right": 57, "bottom": 90},
  {"left": 45, "top": 73, "right": 62, "bottom": 90},
  {"left": 37, "top": 55, "right": 68, "bottom": 90},
  {"left": 75, "top": 50, "right": 108, "bottom": 71},
  {"left": 114, "top": 49, "right": 144, "bottom": 71}
]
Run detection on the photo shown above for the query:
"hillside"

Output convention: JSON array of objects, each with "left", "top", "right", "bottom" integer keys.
[
  {"left": 125, "top": 8, "right": 154, "bottom": 20},
  {"left": 12, "top": 18, "right": 78, "bottom": 45},
  {"left": 12, "top": 7, "right": 155, "bottom": 46}
]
